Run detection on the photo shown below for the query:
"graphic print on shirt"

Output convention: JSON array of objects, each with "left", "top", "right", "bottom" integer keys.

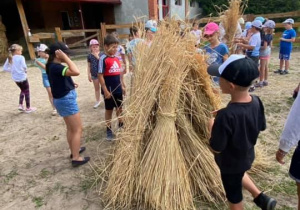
[
  {"left": 98, "top": 54, "right": 122, "bottom": 76},
  {"left": 109, "top": 61, "right": 121, "bottom": 73}
]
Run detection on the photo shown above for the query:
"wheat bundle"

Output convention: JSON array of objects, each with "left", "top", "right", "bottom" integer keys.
[
  {"left": 219, "top": 0, "right": 245, "bottom": 54},
  {"left": 103, "top": 18, "right": 268, "bottom": 210}
]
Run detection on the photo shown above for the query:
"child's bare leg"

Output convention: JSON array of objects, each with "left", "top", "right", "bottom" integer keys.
[
  {"left": 229, "top": 202, "right": 243, "bottom": 210},
  {"left": 285, "top": 60, "right": 290, "bottom": 71},
  {"left": 46, "top": 87, "right": 55, "bottom": 109},
  {"left": 116, "top": 106, "right": 123, "bottom": 123},
  {"left": 280, "top": 59, "right": 284, "bottom": 70},
  {"left": 242, "top": 173, "right": 261, "bottom": 198},
  {"left": 105, "top": 109, "right": 113, "bottom": 128},
  {"left": 259, "top": 59, "right": 267, "bottom": 82},
  {"left": 265, "top": 58, "right": 270, "bottom": 81},
  {"left": 93, "top": 79, "right": 101, "bottom": 102},
  {"left": 63, "top": 113, "right": 83, "bottom": 160},
  {"left": 297, "top": 182, "right": 300, "bottom": 210}
]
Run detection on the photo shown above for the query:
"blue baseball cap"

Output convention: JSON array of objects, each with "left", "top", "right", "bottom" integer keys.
[
  {"left": 245, "top": 21, "right": 252, "bottom": 30},
  {"left": 255, "top": 16, "right": 265, "bottom": 23}
]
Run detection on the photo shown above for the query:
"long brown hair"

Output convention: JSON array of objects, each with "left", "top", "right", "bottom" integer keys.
[{"left": 8, "top": 44, "right": 22, "bottom": 64}]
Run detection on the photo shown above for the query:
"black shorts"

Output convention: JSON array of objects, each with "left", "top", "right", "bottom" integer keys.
[
  {"left": 289, "top": 141, "right": 300, "bottom": 183},
  {"left": 104, "top": 93, "right": 123, "bottom": 110},
  {"left": 221, "top": 172, "right": 245, "bottom": 204}
]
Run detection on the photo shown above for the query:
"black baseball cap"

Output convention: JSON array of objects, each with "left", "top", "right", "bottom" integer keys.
[
  {"left": 49, "top": 42, "right": 72, "bottom": 55},
  {"left": 207, "top": 54, "right": 259, "bottom": 87}
]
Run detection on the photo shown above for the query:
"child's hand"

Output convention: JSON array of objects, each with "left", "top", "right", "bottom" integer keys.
[
  {"left": 210, "top": 110, "right": 219, "bottom": 116},
  {"left": 104, "top": 90, "right": 112, "bottom": 99},
  {"left": 74, "top": 83, "right": 79, "bottom": 88},
  {"left": 207, "top": 118, "right": 215, "bottom": 138},
  {"left": 88, "top": 74, "right": 92, "bottom": 82},
  {"left": 55, "top": 50, "right": 68, "bottom": 61},
  {"left": 122, "top": 86, "right": 126, "bottom": 96},
  {"left": 276, "top": 149, "right": 287, "bottom": 165}
]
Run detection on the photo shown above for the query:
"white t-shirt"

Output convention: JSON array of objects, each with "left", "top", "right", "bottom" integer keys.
[
  {"left": 190, "top": 29, "right": 202, "bottom": 44},
  {"left": 3, "top": 55, "right": 27, "bottom": 82},
  {"left": 248, "top": 32, "right": 261, "bottom": 57}
]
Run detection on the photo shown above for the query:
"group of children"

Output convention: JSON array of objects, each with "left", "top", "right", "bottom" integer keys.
[
  {"left": 195, "top": 17, "right": 297, "bottom": 92},
  {"left": 2, "top": 17, "right": 299, "bottom": 209}
]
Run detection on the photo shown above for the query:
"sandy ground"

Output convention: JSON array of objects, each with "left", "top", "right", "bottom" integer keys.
[{"left": 0, "top": 50, "right": 299, "bottom": 210}]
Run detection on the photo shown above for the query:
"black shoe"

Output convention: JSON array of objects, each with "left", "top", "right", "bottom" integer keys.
[
  {"left": 72, "top": 157, "right": 90, "bottom": 167},
  {"left": 249, "top": 86, "right": 255, "bottom": 92},
  {"left": 280, "top": 70, "right": 289, "bottom": 75},
  {"left": 70, "top": 147, "right": 86, "bottom": 159},
  {"left": 253, "top": 192, "right": 277, "bottom": 210},
  {"left": 273, "top": 69, "right": 282, "bottom": 73}
]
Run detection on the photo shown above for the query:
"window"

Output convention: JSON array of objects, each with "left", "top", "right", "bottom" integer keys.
[
  {"left": 175, "top": 0, "right": 181, "bottom": 6},
  {"left": 190, "top": 0, "right": 196, "bottom": 7}
]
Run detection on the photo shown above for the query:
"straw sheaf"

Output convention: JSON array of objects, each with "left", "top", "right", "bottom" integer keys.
[{"left": 103, "top": 18, "right": 268, "bottom": 210}]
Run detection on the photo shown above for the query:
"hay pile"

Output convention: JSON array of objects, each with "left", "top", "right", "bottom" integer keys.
[
  {"left": 104, "top": 20, "right": 224, "bottom": 210},
  {"left": 103, "top": 18, "right": 270, "bottom": 209},
  {"left": 219, "top": 0, "right": 246, "bottom": 54}
]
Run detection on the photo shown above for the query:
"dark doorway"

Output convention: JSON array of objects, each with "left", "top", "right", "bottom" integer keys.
[{"left": 61, "top": 11, "right": 71, "bottom": 30}]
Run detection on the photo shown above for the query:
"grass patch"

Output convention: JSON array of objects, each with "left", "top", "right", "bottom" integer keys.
[
  {"left": 32, "top": 196, "right": 44, "bottom": 208},
  {"left": 2, "top": 169, "right": 18, "bottom": 184},
  {"left": 39, "top": 168, "right": 51, "bottom": 179}
]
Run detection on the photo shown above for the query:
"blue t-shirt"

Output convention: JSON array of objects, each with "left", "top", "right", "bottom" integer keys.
[
  {"left": 34, "top": 58, "right": 47, "bottom": 74},
  {"left": 261, "top": 34, "right": 273, "bottom": 46},
  {"left": 204, "top": 43, "right": 229, "bottom": 65},
  {"left": 280, "top": 29, "right": 297, "bottom": 53},
  {"left": 47, "top": 63, "right": 75, "bottom": 99}
]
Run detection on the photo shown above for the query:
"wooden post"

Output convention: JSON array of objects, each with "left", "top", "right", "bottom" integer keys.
[
  {"left": 185, "top": 0, "right": 189, "bottom": 20},
  {"left": 55, "top": 27, "right": 63, "bottom": 42},
  {"left": 100, "top": 22, "right": 106, "bottom": 47},
  {"left": 15, "top": 0, "right": 35, "bottom": 60}
]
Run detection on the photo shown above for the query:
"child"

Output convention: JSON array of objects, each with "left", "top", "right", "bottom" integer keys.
[
  {"left": 207, "top": 54, "right": 277, "bottom": 210},
  {"left": 125, "top": 34, "right": 134, "bottom": 54},
  {"left": 111, "top": 31, "right": 127, "bottom": 74},
  {"left": 3, "top": 44, "right": 36, "bottom": 113},
  {"left": 276, "top": 82, "right": 300, "bottom": 210},
  {"left": 145, "top": 27, "right": 157, "bottom": 47},
  {"left": 274, "top": 18, "right": 296, "bottom": 75},
  {"left": 257, "top": 20, "right": 275, "bottom": 88},
  {"left": 34, "top": 43, "right": 57, "bottom": 115},
  {"left": 46, "top": 42, "right": 89, "bottom": 167},
  {"left": 236, "top": 20, "right": 262, "bottom": 65},
  {"left": 203, "top": 22, "right": 229, "bottom": 83},
  {"left": 190, "top": 22, "right": 202, "bottom": 46},
  {"left": 127, "top": 26, "right": 143, "bottom": 73},
  {"left": 98, "top": 35, "right": 125, "bottom": 140},
  {"left": 87, "top": 39, "right": 102, "bottom": 109}
]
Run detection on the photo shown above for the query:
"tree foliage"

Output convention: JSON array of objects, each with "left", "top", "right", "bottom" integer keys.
[{"left": 194, "top": 0, "right": 300, "bottom": 16}]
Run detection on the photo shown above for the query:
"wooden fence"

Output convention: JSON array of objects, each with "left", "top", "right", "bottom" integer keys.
[{"left": 26, "top": 10, "right": 300, "bottom": 59}]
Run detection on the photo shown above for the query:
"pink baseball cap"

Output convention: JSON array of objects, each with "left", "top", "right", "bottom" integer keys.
[
  {"left": 89, "top": 39, "right": 99, "bottom": 46},
  {"left": 204, "top": 22, "right": 219, "bottom": 35}
]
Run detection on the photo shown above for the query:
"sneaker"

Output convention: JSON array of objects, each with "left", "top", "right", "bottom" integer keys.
[
  {"left": 52, "top": 109, "right": 57, "bottom": 116},
  {"left": 262, "top": 81, "right": 268, "bottom": 86},
  {"left": 255, "top": 82, "right": 263, "bottom": 88},
  {"left": 273, "top": 69, "right": 282, "bottom": 73},
  {"left": 249, "top": 86, "right": 256, "bottom": 92},
  {"left": 93, "top": 101, "right": 101, "bottom": 109},
  {"left": 106, "top": 128, "right": 115, "bottom": 141},
  {"left": 18, "top": 105, "right": 25, "bottom": 112},
  {"left": 280, "top": 70, "right": 289, "bottom": 75},
  {"left": 25, "top": 107, "right": 37, "bottom": 114},
  {"left": 253, "top": 192, "right": 277, "bottom": 210}
]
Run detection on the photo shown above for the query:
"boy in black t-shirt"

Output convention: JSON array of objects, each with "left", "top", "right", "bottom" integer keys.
[
  {"left": 98, "top": 35, "right": 125, "bottom": 140},
  {"left": 207, "top": 54, "right": 277, "bottom": 210}
]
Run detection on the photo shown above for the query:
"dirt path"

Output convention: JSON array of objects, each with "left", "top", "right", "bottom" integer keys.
[{"left": 0, "top": 50, "right": 299, "bottom": 210}]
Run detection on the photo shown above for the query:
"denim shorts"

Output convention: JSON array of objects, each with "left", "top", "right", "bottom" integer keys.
[
  {"left": 279, "top": 53, "right": 291, "bottom": 60},
  {"left": 53, "top": 89, "right": 79, "bottom": 117},
  {"left": 42, "top": 73, "right": 50, "bottom": 88},
  {"left": 91, "top": 75, "right": 98, "bottom": 80}
]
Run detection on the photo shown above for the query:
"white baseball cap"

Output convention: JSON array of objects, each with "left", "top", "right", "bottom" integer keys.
[
  {"left": 263, "top": 20, "right": 276, "bottom": 29},
  {"left": 37, "top": 43, "right": 48, "bottom": 52},
  {"left": 283, "top": 18, "right": 294, "bottom": 24},
  {"left": 251, "top": 20, "right": 262, "bottom": 29}
]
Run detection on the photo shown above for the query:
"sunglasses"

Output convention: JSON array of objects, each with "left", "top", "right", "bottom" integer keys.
[{"left": 204, "top": 34, "right": 215, "bottom": 38}]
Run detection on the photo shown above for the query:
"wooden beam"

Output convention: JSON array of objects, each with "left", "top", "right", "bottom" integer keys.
[
  {"left": 100, "top": 22, "right": 106, "bottom": 47},
  {"left": 55, "top": 27, "right": 63, "bottom": 42},
  {"left": 68, "top": 33, "right": 98, "bottom": 48},
  {"left": 15, "top": 0, "right": 35, "bottom": 59},
  {"left": 105, "top": 22, "right": 141, "bottom": 29}
]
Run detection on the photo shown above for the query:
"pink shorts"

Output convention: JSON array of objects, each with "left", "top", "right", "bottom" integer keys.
[{"left": 259, "top": 55, "right": 270, "bottom": 60}]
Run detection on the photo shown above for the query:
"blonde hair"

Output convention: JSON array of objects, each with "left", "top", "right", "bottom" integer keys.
[{"left": 8, "top": 44, "right": 23, "bottom": 64}]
